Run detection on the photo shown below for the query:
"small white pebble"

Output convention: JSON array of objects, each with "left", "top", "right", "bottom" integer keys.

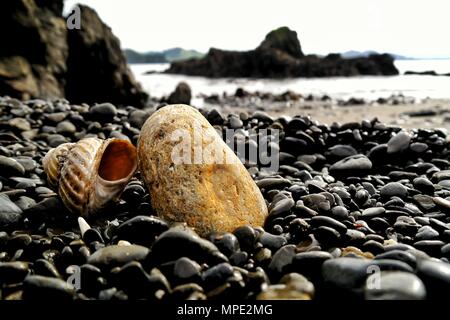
[{"left": 78, "top": 217, "right": 91, "bottom": 236}]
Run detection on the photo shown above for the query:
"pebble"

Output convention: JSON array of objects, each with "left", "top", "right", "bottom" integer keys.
[
  {"left": 113, "top": 215, "right": 168, "bottom": 246},
  {"left": 233, "top": 226, "right": 257, "bottom": 252},
  {"left": 269, "top": 198, "right": 295, "bottom": 217},
  {"left": 33, "top": 259, "right": 61, "bottom": 279},
  {"left": 374, "top": 250, "right": 417, "bottom": 268},
  {"left": 173, "top": 257, "right": 202, "bottom": 284},
  {"left": 417, "top": 259, "right": 450, "bottom": 298},
  {"left": 268, "top": 245, "right": 296, "bottom": 277},
  {"left": 326, "top": 145, "right": 357, "bottom": 160},
  {"left": 0, "top": 155, "right": 26, "bottom": 176},
  {"left": 22, "top": 275, "right": 75, "bottom": 300},
  {"left": 259, "top": 232, "right": 287, "bottom": 252},
  {"left": 14, "top": 196, "right": 36, "bottom": 211},
  {"left": 311, "top": 216, "right": 347, "bottom": 234},
  {"left": 128, "top": 110, "right": 149, "bottom": 128},
  {"left": 387, "top": 131, "right": 411, "bottom": 154},
  {"left": 410, "top": 142, "right": 428, "bottom": 153},
  {"left": 202, "top": 262, "right": 234, "bottom": 291},
  {"left": 138, "top": 105, "right": 268, "bottom": 236},
  {"left": 329, "top": 154, "right": 372, "bottom": 177},
  {"left": 362, "top": 207, "right": 386, "bottom": 218},
  {"left": 257, "top": 273, "right": 314, "bottom": 300},
  {"left": 89, "top": 103, "right": 117, "bottom": 122},
  {"left": 209, "top": 233, "right": 240, "bottom": 257},
  {"left": 87, "top": 244, "right": 149, "bottom": 269},
  {"left": 413, "top": 177, "right": 435, "bottom": 195},
  {"left": 56, "top": 121, "right": 76, "bottom": 134},
  {"left": 322, "top": 257, "right": 373, "bottom": 291},
  {"left": 365, "top": 271, "right": 426, "bottom": 300},
  {"left": 314, "top": 226, "right": 341, "bottom": 247},
  {"left": 8, "top": 118, "right": 31, "bottom": 131},
  {"left": 112, "top": 262, "right": 170, "bottom": 298},
  {"left": 289, "top": 251, "right": 333, "bottom": 279},
  {"left": 14, "top": 157, "right": 37, "bottom": 172},
  {"left": 0, "top": 261, "right": 29, "bottom": 284},
  {"left": 413, "top": 240, "right": 445, "bottom": 257},
  {"left": 229, "top": 116, "right": 244, "bottom": 129},
  {"left": 380, "top": 182, "right": 408, "bottom": 198},
  {"left": 0, "top": 194, "right": 23, "bottom": 227},
  {"left": 415, "top": 226, "right": 439, "bottom": 241},
  {"left": 150, "top": 227, "right": 227, "bottom": 265},
  {"left": 413, "top": 194, "right": 436, "bottom": 211},
  {"left": 441, "top": 243, "right": 450, "bottom": 259},
  {"left": 433, "top": 197, "right": 450, "bottom": 211}
]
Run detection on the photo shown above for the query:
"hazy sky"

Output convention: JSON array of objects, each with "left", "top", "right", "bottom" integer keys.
[{"left": 64, "top": 0, "right": 450, "bottom": 57}]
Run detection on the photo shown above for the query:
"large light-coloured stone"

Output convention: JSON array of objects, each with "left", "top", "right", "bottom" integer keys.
[{"left": 138, "top": 104, "right": 268, "bottom": 236}]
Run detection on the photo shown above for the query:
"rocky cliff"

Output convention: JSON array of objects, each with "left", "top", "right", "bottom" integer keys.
[
  {"left": 0, "top": 0, "right": 147, "bottom": 106},
  {"left": 166, "top": 26, "right": 399, "bottom": 78}
]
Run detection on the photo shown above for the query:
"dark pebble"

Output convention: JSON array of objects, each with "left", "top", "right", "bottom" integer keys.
[
  {"left": 259, "top": 232, "right": 287, "bottom": 252},
  {"left": 311, "top": 216, "right": 347, "bottom": 234},
  {"left": 417, "top": 259, "right": 450, "bottom": 298},
  {"left": 0, "top": 155, "right": 26, "bottom": 176},
  {"left": 374, "top": 250, "right": 417, "bottom": 268},
  {"left": 202, "top": 262, "right": 234, "bottom": 291},
  {"left": 87, "top": 244, "right": 149, "bottom": 269},
  {"left": 209, "top": 233, "right": 240, "bottom": 257},
  {"left": 268, "top": 245, "right": 296, "bottom": 278},
  {"left": 413, "top": 177, "right": 435, "bottom": 195},
  {"left": 380, "top": 182, "right": 408, "bottom": 199},
  {"left": 362, "top": 207, "right": 386, "bottom": 219},
  {"left": 233, "top": 226, "right": 257, "bottom": 252},
  {"left": 150, "top": 227, "right": 227, "bottom": 266},
  {"left": 89, "top": 103, "right": 117, "bottom": 122},
  {"left": 413, "top": 240, "right": 445, "bottom": 257},
  {"left": 329, "top": 154, "right": 372, "bottom": 177},
  {"left": 0, "top": 261, "right": 29, "bottom": 284},
  {"left": 0, "top": 194, "right": 23, "bottom": 227},
  {"left": 387, "top": 131, "right": 411, "bottom": 154},
  {"left": 314, "top": 226, "right": 341, "bottom": 247},
  {"left": 114, "top": 215, "right": 168, "bottom": 246},
  {"left": 365, "top": 271, "right": 426, "bottom": 300},
  {"left": 22, "top": 275, "right": 75, "bottom": 300}
]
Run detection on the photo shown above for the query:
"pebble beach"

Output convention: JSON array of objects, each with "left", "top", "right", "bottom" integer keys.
[{"left": 1, "top": 95, "right": 450, "bottom": 300}]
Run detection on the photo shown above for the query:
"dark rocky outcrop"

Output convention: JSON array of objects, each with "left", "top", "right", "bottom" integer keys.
[
  {"left": 0, "top": 1, "right": 147, "bottom": 106},
  {"left": 405, "top": 70, "right": 450, "bottom": 77},
  {"left": 0, "top": 0, "right": 68, "bottom": 99},
  {"left": 167, "top": 26, "right": 399, "bottom": 78},
  {"left": 65, "top": 6, "right": 147, "bottom": 106},
  {"left": 259, "top": 26, "right": 304, "bottom": 59},
  {"left": 167, "top": 82, "right": 192, "bottom": 105}
]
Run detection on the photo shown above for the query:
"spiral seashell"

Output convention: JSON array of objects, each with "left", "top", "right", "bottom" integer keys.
[{"left": 43, "top": 137, "right": 137, "bottom": 217}]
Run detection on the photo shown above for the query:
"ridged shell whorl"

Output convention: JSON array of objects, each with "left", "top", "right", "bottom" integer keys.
[{"left": 43, "top": 137, "right": 137, "bottom": 217}]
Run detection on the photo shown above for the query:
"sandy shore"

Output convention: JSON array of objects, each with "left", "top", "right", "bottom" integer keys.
[{"left": 203, "top": 98, "right": 450, "bottom": 132}]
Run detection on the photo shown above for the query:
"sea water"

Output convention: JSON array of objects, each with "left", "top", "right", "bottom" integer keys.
[{"left": 130, "top": 60, "right": 450, "bottom": 102}]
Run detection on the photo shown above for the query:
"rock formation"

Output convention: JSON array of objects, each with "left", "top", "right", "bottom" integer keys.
[
  {"left": 0, "top": 1, "right": 147, "bottom": 106},
  {"left": 0, "top": 0, "right": 68, "bottom": 100},
  {"left": 167, "top": 82, "right": 192, "bottom": 105},
  {"left": 166, "top": 26, "right": 399, "bottom": 78},
  {"left": 65, "top": 6, "right": 147, "bottom": 106}
]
